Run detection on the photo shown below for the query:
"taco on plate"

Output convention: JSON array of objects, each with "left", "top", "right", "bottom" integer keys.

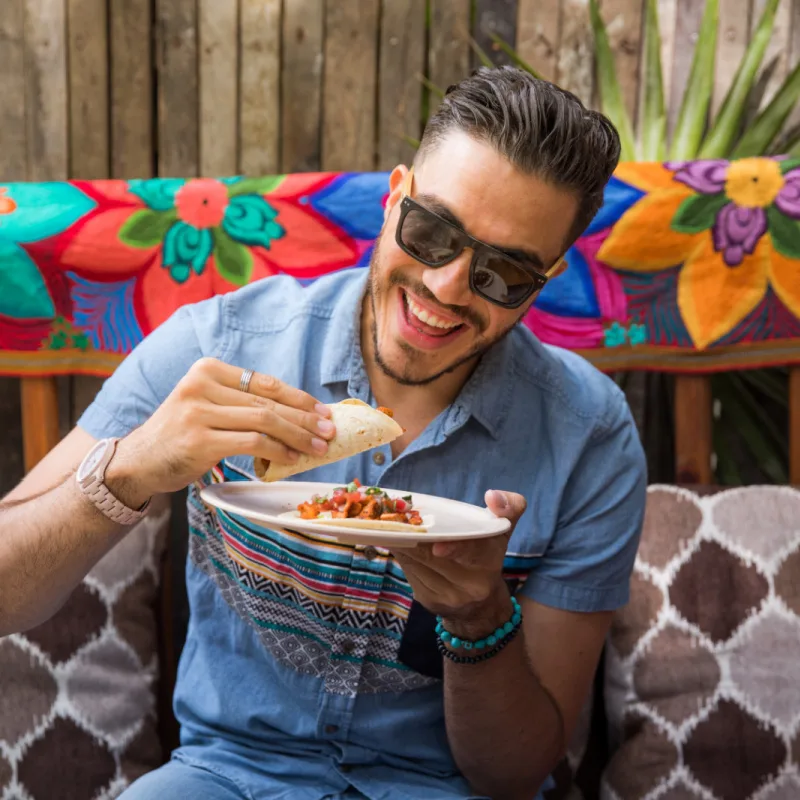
[{"left": 279, "top": 479, "right": 431, "bottom": 533}]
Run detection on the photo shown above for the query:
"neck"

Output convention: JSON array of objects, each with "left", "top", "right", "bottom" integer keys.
[{"left": 360, "top": 298, "right": 476, "bottom": 445}]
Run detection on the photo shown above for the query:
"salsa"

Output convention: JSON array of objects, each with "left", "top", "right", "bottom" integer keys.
[{"left": 297, "top": 479, "right": 423, "bottom": 526}]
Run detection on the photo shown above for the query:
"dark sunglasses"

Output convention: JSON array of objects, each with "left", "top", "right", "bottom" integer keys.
[{"left": 394, "top": 169, "right": 557, "bottom": 309}]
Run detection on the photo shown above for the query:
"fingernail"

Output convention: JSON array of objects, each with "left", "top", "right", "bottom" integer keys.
[
  {"left": 317, "top": 419, "right": 335, "bottom": 435},
  {"left": 489, "top": 490, "right": 509, "bottom": 510},
  {"left": 311, "top": 438, "right": 328, "bottom": 453},
  {"left": 315, "top": 403, "right": 332, "bottom": 417}
]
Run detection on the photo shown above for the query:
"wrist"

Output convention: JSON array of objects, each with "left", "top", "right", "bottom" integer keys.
[
  {"left": 440, "top": 582, "right": 513, "bottom": 641},
  {"left": 103, "top": 436, "right": 156, "bottom": 510}
]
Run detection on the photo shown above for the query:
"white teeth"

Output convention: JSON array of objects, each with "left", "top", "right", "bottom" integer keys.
[{"left": 406, "top": 296, "right": 460, "bottom": 330}]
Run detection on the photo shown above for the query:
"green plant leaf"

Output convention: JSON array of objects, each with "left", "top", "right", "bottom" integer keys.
[
  {"left": 589, "top": 0, "right": 636, "bottom": 161},
  {"left": 227, "top": 176, "right": 285, "bottom": 198},
  {"left": 699, "top": 0, "right": 780, "bottom": 158},
  {"left": 740, "top": 368, "right": 788, "bottom": 407},
  {"left": 483, "top": 30, "right": 545, "bottom": 79},
  {"left": 638, "top": 0, "right": 667, "bottom": 160},
  {"left": 670, "top": 0, "right": 719, "bottom": 160},
  {"left": 715, "top": 375, "right": 788, "bottom": 483},
  {"left": 416, "top": 72, "right": 445, "bottom": 98},
  {"left": 468, "top": 35, "right": 495, "bottom": 69},
  {"left": 712, "top": 415, "right": 743, "bottom": 485},
  {"left": 732, "top": 60, "right": 800, "bottom": 158},
  {"left": 671, "top": 192, "right": 729, "bottom": 233},
  {"left": 119, "top": 209, "right": 177, "bottom": 247},
  {"left": 212, "top": 226, "right": 254, "bottom": 286},
  {"left": 726, "top": 372, "right": 789, "bottom": 459},
  {"left": 766, "top": 204, "right": 800, "bottom": 258}
]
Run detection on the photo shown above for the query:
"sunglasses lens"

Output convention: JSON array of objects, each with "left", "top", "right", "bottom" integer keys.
[
  {"left": 399, "top": 206, "right": 462, "bottom": 264},
  {"left": 472, "top": 251, "right": 540, "bottom": 306}
]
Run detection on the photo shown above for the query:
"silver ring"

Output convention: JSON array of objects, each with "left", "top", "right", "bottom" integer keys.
[{"left": 239, "top": 368, "right": 254, "bottom": 394}]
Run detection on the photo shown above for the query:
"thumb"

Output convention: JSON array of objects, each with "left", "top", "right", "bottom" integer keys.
[{"left": 485, "top": 489, "right": 527, "bottom": 522}]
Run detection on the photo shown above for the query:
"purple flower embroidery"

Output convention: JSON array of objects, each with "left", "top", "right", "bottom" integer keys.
[{"left": 668, "top": 157, "right": 800, "bottom": 267}]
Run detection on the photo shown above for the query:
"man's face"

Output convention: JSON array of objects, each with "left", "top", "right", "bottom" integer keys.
[{"left": 366, "top": 131, "right": 579, "bottom": 386}]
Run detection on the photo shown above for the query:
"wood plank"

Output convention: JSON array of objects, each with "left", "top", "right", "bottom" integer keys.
[
  {"left": 428, "top": 0, "right": 471, "bottom": 116},
  {"left": 790, "top": 367, "right": 800, "bottom": 485},
  {"left": 557, "top": 0, "right": 595, "bottom": 106},
  {"left": 24, "top": 0, "right": 69, "bottom": 181},
  {"left": 377, "top": 0, "right": 425, "bottom": 170},
  {"left": 751, "top": 0, "right": 791, "bottom": 109},
  {"left": 714, "top": 0, "right": 752, "bottom": 117},
  {"left": 156, "top": 0, "right": 199, "bottom": 177},
  {"left": 667, "top": 0, "right": 704, "bottom": 137},
  {"left": 321, "top": 0, "right": 379, "bottom": 171},
  {"left": 21, "top": 377, "right": 60, "bottom": 472},
  {"left": 110, "top": 0, "right": 154, "bottom": 178},
  {"left": 602, "top": 0, "right": 644, "bottom": 121},
  {"left": 198, "top": 0, "right": 238, "bottom": 177},
  {"left": 657, "top": 0, "right": 678, "bottom": 118},
  {"left": 281, "top": 0, "right": 324, "bottom": 172},
  {"left": 515, "top": 0, "right": 561, "bottom": 82},
  {"left": 67, "top": 0, "right": 109, "bottom": 178},
  {"left": 239, "top": 0, "right": 281, "bottom": 175},
  {"left": 674, "top": 375, "right": 713, "bottom": 484},
  {"left": 0, "top": 0, "right": 27, "bottom": 180},
  {"left": 473, "top": 0, "right": 518, "bottom": 68}
]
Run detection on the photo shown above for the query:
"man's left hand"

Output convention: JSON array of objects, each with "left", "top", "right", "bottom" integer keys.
[{"left": 391, "top": 490, "right": 526, "bottom": 633}]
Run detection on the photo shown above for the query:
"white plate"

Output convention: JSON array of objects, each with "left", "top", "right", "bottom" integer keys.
[{"left": 199, "top": 481, "right": 511, "bottom": 547}]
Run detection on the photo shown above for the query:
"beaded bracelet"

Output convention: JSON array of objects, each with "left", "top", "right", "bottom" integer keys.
[
  {"left": 435, "top": 596, "right": 522, "bottom": 651},
  {"left": 437, "top": 619, "right": 521, "bottom": 664}
]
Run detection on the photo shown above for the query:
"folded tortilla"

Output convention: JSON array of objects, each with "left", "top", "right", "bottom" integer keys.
[
  {"left": 278, "top": 510, "right": 432, "bottom": 533},
  {"left": 254, "top": 398, "right": 403, "bottom": 482}
]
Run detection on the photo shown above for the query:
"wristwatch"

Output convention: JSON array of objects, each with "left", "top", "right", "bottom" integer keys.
[{"left": 76, "top": 437, "right": 151, "bottom": 525}]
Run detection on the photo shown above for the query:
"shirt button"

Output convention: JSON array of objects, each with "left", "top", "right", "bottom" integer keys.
[
  {"left": 341, "top": 639, "right": 355, "bottom": 655},
  {"left": 324, "top": 724, "right": 339, "bottom": 734},
  {"left": 364, "top": 546, "right": 378, "bottom": 561},
  {"left": 372, "top": 451, "right": 385, "bottom": 466}
]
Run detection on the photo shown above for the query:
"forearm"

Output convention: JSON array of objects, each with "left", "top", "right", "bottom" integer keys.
[
  {"left": 0, "top": 476, "right": 126, "bottom": 635},
  {"left": 442, "top": 598, "right": 564, "bottom": 799}
]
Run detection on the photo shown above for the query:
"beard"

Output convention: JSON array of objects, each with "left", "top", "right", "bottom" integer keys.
[{"left": 365, "top": 235, "right": 519, "bottom": 387}]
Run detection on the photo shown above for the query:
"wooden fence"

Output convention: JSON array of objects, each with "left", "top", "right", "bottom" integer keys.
[{"left": 1, "top": 0, "right": 800, "bottom": 493}]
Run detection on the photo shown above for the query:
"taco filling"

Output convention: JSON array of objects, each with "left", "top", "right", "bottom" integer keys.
[{"left": 297, "top": 479, "right": 424, "bottom": 527}]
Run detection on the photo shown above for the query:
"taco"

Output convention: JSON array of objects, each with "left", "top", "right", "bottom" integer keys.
[
  {"left": 278, "top": 479, "right": 431, "bottom": 532},
  {"left": 254, "top": 399, "right": 403, "bottom": 482}
]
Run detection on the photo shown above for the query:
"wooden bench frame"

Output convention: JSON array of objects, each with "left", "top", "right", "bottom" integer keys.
[{"left": 20, "top": 371, "right": 800, "bottom": 484}]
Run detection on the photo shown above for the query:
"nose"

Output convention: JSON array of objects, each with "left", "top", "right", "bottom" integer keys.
[{"left": 421, "top": 249, "right": 473, "bottom": 307}]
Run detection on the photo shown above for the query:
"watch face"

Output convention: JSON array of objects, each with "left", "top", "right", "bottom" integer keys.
[{"left": 78, "top": 440, "right": 108, "bottom": 481}]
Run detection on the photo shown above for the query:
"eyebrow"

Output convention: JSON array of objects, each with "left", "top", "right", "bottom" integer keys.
[{"left": 416, "top": 192, "right": 546, "bottom": 270}]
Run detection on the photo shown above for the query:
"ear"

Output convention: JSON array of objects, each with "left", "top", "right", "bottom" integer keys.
[{"left": 383, "top": 165, "right": 410, "bottom": 223}]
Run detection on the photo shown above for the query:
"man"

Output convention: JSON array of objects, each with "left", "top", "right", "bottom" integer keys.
[{"left": 0, "top": 67, "right": 646, "bottom": 799}]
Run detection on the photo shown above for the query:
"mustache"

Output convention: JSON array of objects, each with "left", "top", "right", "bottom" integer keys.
[{"left": 386, "top": 269, "right": 488, "bottom": 332}]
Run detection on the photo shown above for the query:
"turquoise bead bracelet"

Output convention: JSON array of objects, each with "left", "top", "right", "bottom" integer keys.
[{"left": 435, "top": 596, "right": 522, "bottom": 651}]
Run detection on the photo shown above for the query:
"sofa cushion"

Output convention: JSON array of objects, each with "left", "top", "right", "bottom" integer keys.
[
  {"left": 603, "top": 485, "right": 800, "bottom": 799},
  {"left": 0, "top": 496, "right": 169, "bottom": 799}
]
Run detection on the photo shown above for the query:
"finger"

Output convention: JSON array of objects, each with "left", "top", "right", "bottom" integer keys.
[
  {"left": 393, "top": 544, "right": 468, "bottom": 582},
  {"left": 392, "top": 553, "right": 451, "bottom": 595},
  {"left": 485, "top": 490, "right": 527, "bottom": 524},
  {"left": 199, "top": 403, "right": 330, "bottom": 457},
  {"left": 200, "top": 360, "right": 331, "bottom": 417},
  {"left": 204, "top": 383, "right": 337, "bottom": 441},
  {"left": 209, "top": 429, "right": 301, "bottom": 466}
]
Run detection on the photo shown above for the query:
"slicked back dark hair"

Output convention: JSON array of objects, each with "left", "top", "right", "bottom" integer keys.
[{"left": 416, "top": 66, "right": 621, "bottom": 246}]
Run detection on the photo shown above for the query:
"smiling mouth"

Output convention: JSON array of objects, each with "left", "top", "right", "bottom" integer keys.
[{"left": 400, "top": 289, "right": 466, "bottom": 339}]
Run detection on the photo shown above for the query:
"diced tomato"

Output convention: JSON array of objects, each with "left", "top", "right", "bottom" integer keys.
[
  {"left": 346, "top": 492, "right": 361, "bottom": 504},
  {"left": 352, "top": 478, "right": 362, "bottom": 487},
  {"left": 394, "top": 498, "right": 407, "bottom": 512}
]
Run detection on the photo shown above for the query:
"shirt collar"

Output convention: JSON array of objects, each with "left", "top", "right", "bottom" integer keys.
[{"left": 318, "top": 270, "right": 519, "bottom": 440}]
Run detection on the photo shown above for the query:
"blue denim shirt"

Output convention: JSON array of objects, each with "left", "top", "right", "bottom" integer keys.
[{"left": 79, "top": 269, "right": 646, "bottom": 800}]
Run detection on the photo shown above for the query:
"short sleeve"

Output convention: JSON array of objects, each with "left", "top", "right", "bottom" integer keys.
[
  {"left": 519, "top": 394, "right": 647, "bottom": 613},
  {"left": 77, "top": 297, "right": 226, "bottom": 440}
]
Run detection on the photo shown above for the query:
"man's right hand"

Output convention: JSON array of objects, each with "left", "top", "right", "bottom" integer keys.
[{"left": 106, "top": 357, "right": 336, "bottom": 507}]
